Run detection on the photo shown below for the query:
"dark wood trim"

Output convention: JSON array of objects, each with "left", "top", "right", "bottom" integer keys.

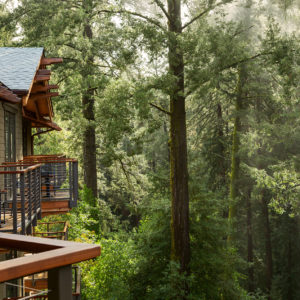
[
  {"left": 0, "top": 233, "right": 100, "bottom": 282},
  {"left": 29, "top": 92, "right": 59, "bottom": 101},
  {"left": 34, "top": 75, "right": 51, "bottom": 82},
  {"left": 37, "top": 69, "right": 51, "bottom": 75},
  {"left": 40, "top": 58, "right": 63, "bottom": 65},
  {"left": 31, "top": 85, "right": 59, "bottom": 93}
]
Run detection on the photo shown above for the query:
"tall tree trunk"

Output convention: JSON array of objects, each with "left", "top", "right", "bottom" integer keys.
[
  {"left": 286, "top": 209, "right": 293, "bottom": 300},
  {"left": 82, "top": 0, "right": 97, "bottom": 200},
  {"left": 246, "top": 188, "right": 254, "bottom": 293},
  {"left": 228, "top": 66, "right": 244, "bottom": 243},
  {"left": 167, "top": 0, "right": 190, "bottom": 275},
  {"left": 261, "top": 190, "right": 272, "bottom": 299},
  {"left": 216, "top": 103, "right": 227, "bottom": 188}
]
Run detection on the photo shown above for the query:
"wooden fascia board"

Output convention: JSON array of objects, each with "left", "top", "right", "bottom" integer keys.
[
  {"left": 0, "top": 233, "right": 100, "bottom": 283},
  {"left": 23, "top": 53, "right": 45, "bottom": 106},
  {"left": 0, "top": 85, "right": 21, "bottom": 103}
]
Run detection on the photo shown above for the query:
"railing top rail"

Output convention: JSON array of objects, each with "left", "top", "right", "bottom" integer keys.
[
  {"left": 0, "top": 164, "right": 42, "bottom": 174},
  {"left": 0, "top": 233, "right": 101, "bottom": 283},
  {"left": 22, "top": 158, "right": 78, "bottom": 163},
  {"left": 37, "top": 221, "right": 67, "bottom": 225},
  {"left": 2, "top": 159, "right": 77, "bottom": 166},
  {"left": 24, "top": 154, "right": 65, "bottom": 158}
]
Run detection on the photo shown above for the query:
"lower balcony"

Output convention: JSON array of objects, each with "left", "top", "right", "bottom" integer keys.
[
  {"left": 0, "top": 233, "right": 100, "bottom": 300},
  {"left": 2, "top": 155, "right": 78, "bottom": 220},
  {"left": 0, "top": 164, "right": 42, "bottom": 234},
  {"left": 22, "top": 155, "right": 78, "bottom": 217}
]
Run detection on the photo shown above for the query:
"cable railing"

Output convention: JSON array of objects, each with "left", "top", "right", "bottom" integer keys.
[
  {"left": 4, "top": 155, "right": 78, "bottom": 209},
  {"left": 22, "top": 155, "right": 78, "bottom": 208},
  {"left": 0, "top": 233, "right": 100, "bottom": 300},
  {"left": 0, "top": 164, "right": 42, "bottom": 234}
]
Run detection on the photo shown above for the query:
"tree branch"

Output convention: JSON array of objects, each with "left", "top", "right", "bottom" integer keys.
[
  {"left": 152, "top": 0, "right": 171, "bottom": 22},
  {"left": 182, "top": 2, "right": 226, "bottom": 30},
  {"left": 221, "top": 53, "right": 266, "bottom": 70},
  {"left": 98, "top": 9, "right": 166, "bottom": 31},
  {"left": 118, "top": 158, "right": 132, "bottom": 187},
  {"left": 150, "top": 102, "right": 171, "bottom": 115}
]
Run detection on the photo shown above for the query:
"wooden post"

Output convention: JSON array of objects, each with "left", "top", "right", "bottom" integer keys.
[{"left": 48, "top": 265, "right": 72, "bottom": 300}]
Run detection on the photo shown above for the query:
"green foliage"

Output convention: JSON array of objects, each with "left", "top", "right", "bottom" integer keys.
[
  {"left": 3, "top": 0, "right": 300, "bottom": 298},
  {"left": 80, "top": 238, "right": 133, "bottom": 300}
]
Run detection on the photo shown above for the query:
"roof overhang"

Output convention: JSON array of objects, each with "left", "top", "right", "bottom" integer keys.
[
  {"left": 0, "top": 83, "right": 21, "bottom": 104},
  {"left": 23, "top": 112, "right": 62, "bottom": 131}
]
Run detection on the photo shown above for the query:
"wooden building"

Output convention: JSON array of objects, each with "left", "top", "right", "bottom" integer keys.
[{"left": 0, "top": 48, "right": 100, "bottom": 300}]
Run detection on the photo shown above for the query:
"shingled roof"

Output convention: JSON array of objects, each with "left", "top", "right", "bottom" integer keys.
[{"left": 0, "top": 47, "right": 44, "bottom": 92}]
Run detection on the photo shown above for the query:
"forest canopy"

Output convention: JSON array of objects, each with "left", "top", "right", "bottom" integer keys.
[{"left": 1, "top": 0, "right": 300, "bottom": 299}]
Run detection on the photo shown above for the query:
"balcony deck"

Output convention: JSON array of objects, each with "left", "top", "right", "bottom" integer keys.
[
  {"left": 0, "top": 164, "right": 42, "bottom": 234},
  {"left": 0, "top": 233, "right": 100, "bottom": 300},
  {"left": 0, "top": 155, "right": 78, "bottom": 233}
]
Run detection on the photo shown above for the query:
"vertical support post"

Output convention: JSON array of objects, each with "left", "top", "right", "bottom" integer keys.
[
  {"left": 3, "top": 192, "right": 6, "bottom": 225},
  {"left": 37, "top": 167, "right": 42, "bottom": 220},
  {"left": 27, "top": 170, "right": 32, "bottom": 235},
  {"left": 12, "top": 174, "right": 17, "bottom": 234},
  {"left": 32, "top": 169, "right": 37, "bottom": 227},
  {"left": 69, "top": 162, "right": 73, "bottom": 208},
  {"left": 72, "top": 161, "right": 78, "bottom": 208},
  {"left": 20, "top": 172, "right": 25, "bottom": 235},
  {"left": 48, "top": 265, "right": 73, "bottom": 300},
  {"left": 0, "top": 193, "right": 2, "bottom": 228}
]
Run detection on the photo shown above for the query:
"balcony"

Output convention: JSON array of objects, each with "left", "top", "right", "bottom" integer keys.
[
  {"left": 0, "top": 164, "right": 42, "bottom": 234},
  {"left": 4, "top": 155, "right": 78, "bottom": 217},
  {"left": 0, "top": 233, "right": 100, "bottom": 300}
]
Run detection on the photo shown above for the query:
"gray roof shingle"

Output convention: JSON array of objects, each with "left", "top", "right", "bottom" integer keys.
[{"left": 0, "top": 47, "right": 44, "bottom": 91}]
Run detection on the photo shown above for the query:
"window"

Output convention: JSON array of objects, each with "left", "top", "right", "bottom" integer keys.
[{"left": 4, "top": 110, "right": 16, "bottom": 162}]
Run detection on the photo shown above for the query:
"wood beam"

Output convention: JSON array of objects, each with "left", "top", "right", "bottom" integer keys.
[
  {"left": 29, "top": 92, "right": 59, "bottom": 101},
  {"left": 40, "top": 58, "right": 63, "bottom": 65},
  {"left": 37, "top": 69, "right": 51, "bottom": 75},
  {"left": 31, "top": 84, "right": 59, "bottom": 93},
  {"left": 34, "top": 101, "right": 40, "bottom": 120},
  {"left": 23, "top": 112, "right": 62, "bottom": 131},
  {"left": 34, "top": 75, "right": 50, "bottom": 82},
  {"left": 0, "top": 233, "right": 100, "bottom": 283}
]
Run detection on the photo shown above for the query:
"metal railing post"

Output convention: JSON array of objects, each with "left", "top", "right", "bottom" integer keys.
[
  {"left": 72, "top": 161, "right": 78, "bottom": 208},
  {"left": 69, "top": 162, "right": 73, "bottom": 208},
  {"left": 12, "top": 173, "right": 17, "bottom": 234},
  {"left": 27, "top": 170, "right": 32, "bottom": 235},
  {"left": 38, "top": 166, "right": 42, "bottom": 220},
  {"left": 32, "top": 168, "right": 37, "bottom": 227},
  {"left": 20, "top": 172, "right": 26, "bottom": 235}
]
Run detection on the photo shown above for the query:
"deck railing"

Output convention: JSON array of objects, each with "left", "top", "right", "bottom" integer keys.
[
  {"left": 22, "top": 155, "right": 78, "bottom": 208},
  {"left": 0, "top": 233, "right": 100, "bottom": 300},
  {"left": 4, "top": 155, "right": 78, "bottom": 209},
  {"left": 0, "top": 164, "right": 42, "bottom": 234},
  {"left": 33, "top": 221, "right": 69, "bottom": 240}
]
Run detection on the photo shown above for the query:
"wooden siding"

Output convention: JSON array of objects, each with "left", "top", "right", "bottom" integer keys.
[{"left": 0, "top": 102, "right": 23, "bottom": 165}]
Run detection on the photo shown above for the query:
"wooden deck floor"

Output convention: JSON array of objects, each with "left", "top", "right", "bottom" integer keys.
[{"left": 0, "top": 213, "right": 22, "bottom": 233}]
